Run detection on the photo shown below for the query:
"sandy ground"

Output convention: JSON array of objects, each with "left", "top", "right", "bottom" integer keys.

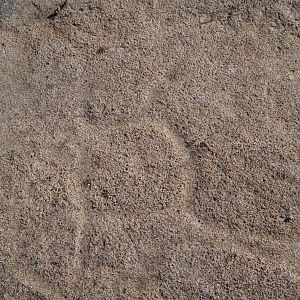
[{"left": 0, "top": 0, "right": 300, "bottom": 299}]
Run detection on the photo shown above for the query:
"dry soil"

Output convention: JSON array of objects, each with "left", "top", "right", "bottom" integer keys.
[{"left": 0, "top": 0, "right": 300, "bottom": 299}]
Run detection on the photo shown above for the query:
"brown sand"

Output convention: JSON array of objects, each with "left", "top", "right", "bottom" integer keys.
[{"left": 0, "top": 0, "right": 300, "bottom": 299}]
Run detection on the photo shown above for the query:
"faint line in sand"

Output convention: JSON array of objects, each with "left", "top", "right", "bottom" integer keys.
[
  {"left": 156, "top": 120, "right": 300, "bottom": 281},
  {"left": 13, "top": 270, "right": 64, "bottom": 300}
]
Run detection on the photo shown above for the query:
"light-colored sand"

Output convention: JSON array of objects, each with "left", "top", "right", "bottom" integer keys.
[{"left": 1, "top": 0, "right": 300, "bottom": 299}]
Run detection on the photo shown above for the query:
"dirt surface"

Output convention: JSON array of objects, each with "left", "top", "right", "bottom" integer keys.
[{"left": 0, "top": 0, "right": 300, "bottom": 299}]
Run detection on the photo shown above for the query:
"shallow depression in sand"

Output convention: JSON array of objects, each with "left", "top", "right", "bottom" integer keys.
[{"left": 78, "top": 120, "right": 194, "bottom": 215}]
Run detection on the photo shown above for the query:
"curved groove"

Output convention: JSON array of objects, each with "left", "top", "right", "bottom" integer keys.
[
  {"left": 77, "top": 117, "right": 196, "bottom": 213},
  {"left": 13, "top": 270, "right": 64, "bottom": 300},
  {"left": 156, "top": 120, "right": 198, "bottom": 215},
  {"left": 78, "top": 117, "right": 296, "bottom": 271},
  {"left": 8, "top": 117, "right": 297, "bottom": 296},
  {"left": 152, "top": 119, "right": 300, "bottom": 281},
  {"left": 185, "top": 212, "right": 300, "bottom": 282}
]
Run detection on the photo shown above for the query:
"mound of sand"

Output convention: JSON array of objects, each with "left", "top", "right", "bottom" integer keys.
[{"left": 1, "top": 1, "right": 299, "bottom": 299}]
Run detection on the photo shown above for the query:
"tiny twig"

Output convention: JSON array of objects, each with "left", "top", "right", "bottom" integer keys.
[
  {"left": 47, "top": 0, "right": 68, "bottom": 20},
  {"left": 32, "top": 2, "right": 42, "bottom": 14}
]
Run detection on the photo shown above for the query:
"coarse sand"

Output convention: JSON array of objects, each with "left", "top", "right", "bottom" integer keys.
[{"left": 0, "top": 1, "right": 300, "bottom": 299}]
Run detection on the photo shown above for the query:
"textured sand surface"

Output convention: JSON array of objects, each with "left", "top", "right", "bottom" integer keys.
[{"left": 1, "top": 0, "right": 300, "bottom": 299}]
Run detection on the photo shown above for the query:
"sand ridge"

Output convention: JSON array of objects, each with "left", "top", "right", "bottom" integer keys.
[{"left": 1, "top": 0, "right": 300, "bottom": 299}]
